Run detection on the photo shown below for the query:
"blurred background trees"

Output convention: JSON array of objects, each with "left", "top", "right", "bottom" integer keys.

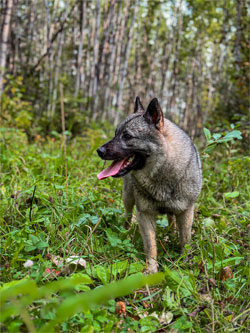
[{"left": 0, "top": 0, "right": 249, "bottom": 139}]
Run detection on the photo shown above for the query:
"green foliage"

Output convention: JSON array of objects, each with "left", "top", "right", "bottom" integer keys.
[
  {"left": 0, "top": 126, "right": 249, "bottom": 332},
  {"left": 1, "top": 76, "right": 34, "bottom": 132},
  {"left": 0, "top": 272, "right": 163, "bottom": 332},
  {"left": 202, "top": 126, "right": 242, "bottom": 157}
]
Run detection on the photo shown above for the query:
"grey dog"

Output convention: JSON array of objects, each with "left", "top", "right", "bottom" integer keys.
[{"left": 97, "top": 97, "right": 202, "bottom": 273}]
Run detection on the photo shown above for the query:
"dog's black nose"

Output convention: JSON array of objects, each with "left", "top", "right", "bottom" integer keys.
[{"left": 97, "top": 146, "right": 106, "bottom": 158}]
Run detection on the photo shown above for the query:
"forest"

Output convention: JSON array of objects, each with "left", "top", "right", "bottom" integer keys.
[{"left": 0, "top": 0, "right": 249, "bottom": 332}]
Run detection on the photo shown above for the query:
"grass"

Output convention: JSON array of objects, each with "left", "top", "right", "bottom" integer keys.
[{"left": 0, "top": 126, "right": 249, "bottom": 332}]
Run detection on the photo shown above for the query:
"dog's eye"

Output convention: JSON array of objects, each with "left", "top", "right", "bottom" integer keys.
[{"left": 123, "top": 133, "right": 133, "bottom": 140}]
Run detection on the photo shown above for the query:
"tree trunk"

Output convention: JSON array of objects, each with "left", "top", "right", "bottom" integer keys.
[
  {"left": 168, "top": 0, "right": 183, "bottom": 116},
  {"left": 91, "top": 0, "right": 101, "bottom": 120},
  {"left": 0, "top": 0, "right": 13, "bottom": 96},
  {"left": 115, "top": 0, "right": 137, "bottom": 125},
  {"left": 111, "top": 0, "right": 130, "bottom": 119},
  {"left": 51, "top": 29, "right": 65, "bottom": 117},
  {"left": 75, "top": 0, "right": 86, "bottom": 98},
  {"left": 234, "top": 0, "right": 242, "bottom": 71}
]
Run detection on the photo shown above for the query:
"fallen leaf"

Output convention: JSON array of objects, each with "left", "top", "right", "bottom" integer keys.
[
  {"left": 220, "top": 266, "right": 233, "bottom": 281},
  {"left": 50, "top": 255, "right": 86, "bottom": 269},
  {"left": 65, "top": 256, "right": 87, "bottom": 268},
  {"left": 208, "top": 278, "right": 217, "bottom": 288},
  {"left": 52, "top": 255, "right": 64, "bottom": 267},
  {"left": 160, "top": 311, "right": 174, "bottom": 324},
  {"left": 150, "top": 311, "right": 173, "bottom": 324}
]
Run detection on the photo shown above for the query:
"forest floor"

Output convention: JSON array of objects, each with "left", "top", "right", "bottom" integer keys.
[{"left": 1, "top": 127, "right": 249, "bottom": 332}]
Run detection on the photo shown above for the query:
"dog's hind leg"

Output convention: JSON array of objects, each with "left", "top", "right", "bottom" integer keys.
[
  {"left": 123, "top": 177, "right": 135, "bottom": 227},
  {"left": 137, "top": 210, "right": 158, "bottom": 273},
  {"left": 175, "top": 204, "right": 194, "bottom": 254}
]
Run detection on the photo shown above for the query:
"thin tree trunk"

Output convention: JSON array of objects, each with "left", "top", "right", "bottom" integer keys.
[
  {"left": 234, "top": 0, "right": 242, "bottom": 71},
  {"left": 0, "top": 0, "right": 13, "bottom": 96},
  {"left": 112, "top": 0, "right": 131, "bottom": 119},
  {"left": 31, "top": 3, "right": 75, "bottom": 72},
  {"left": 115, "top": 0, "right": 137, "bottom": 125},
  {"left": 91, "top": 0, "right": 101, "bottom": 120},
  {"left": 75, "top": 0, "right": 86, "bottom": 97},
  {"left": 44, "top": 0, "right": 58, "bottom": 117},
  {"left": 101, "top": 0, "right": 117, "bottom": 120},
  {"left": 160, "top": 10, "right": 176, "bottom": 104},
  {"left": 51, "top": 29, "right": 65, "bottom": 117},
  {"left": 168, "top": 0, "right": 183, "bottom": 115},
  {"left": 98, "top": 0, "right": 115, "bottom": 83},
  {"left": 104, "top": 0, "right": 122, "bottom": 121},
  {"left": 182, "top": 58, "right": 195, "bottom": 131},
  {"left": 26, "top": 0, "right": 36, "bottom": 67}
]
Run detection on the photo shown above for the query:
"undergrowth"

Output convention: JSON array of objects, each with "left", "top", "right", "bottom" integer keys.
[{"left": 0, "top": 126, "right": 249, "bottom": 332}]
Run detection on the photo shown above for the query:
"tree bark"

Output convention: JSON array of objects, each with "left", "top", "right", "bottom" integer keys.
[
  {"left": 75, "top": 0, "right": 86, "bottom": 97},
  {"left": 168, "top": 0, "right": 183, "bottom": 115},
  {"left": 91, "top": 0, "right": 101, "bottom": 120},
  {"left": 51, "top": 29, "right": 65, "bottom": 117},
  {"left": 115, "top": 0, "right": 137, "bottom": 125},
  {"left": 111, "top": 0, "right": 130, "bottom": 119},
  {"left": 234, "top": 0, "right": 242, "bottom": 70},
  {"left": 0, "top": 0, "right": 13, "bottom": 96}
]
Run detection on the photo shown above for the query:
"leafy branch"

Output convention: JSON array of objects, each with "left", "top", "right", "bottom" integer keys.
[{"left": 202, "top": 127, "right": 242, "bottom": 158}]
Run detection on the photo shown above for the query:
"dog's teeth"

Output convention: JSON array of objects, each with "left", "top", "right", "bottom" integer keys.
[{"left": 121, "top": 155, "right": 135, "bottom": 170}]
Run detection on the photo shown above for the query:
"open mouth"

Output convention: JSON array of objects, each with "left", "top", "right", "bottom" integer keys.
[{"left": 97, "top": 154, "right": 140, "bottom": 180}]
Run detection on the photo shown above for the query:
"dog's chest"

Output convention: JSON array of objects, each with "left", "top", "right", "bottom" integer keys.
[{"left": 131, "top": 171, "right": 176, "bottom": 202}]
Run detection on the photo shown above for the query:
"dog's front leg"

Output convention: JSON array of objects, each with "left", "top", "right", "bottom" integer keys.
[
  {"left": 123, "top": 178, "right": 135, "bottom": 228},
  {"left": 176, "top": 204, "right": 194, "bottom": 254},
  {"left": 136, "top": 210, "right": 158, "bottom": 273}
]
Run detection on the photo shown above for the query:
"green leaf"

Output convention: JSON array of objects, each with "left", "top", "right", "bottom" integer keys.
[
  {"left": 225, "top": 130, "right": 242, "bottom": 140},
  {"left": 0, "top": 278, "right": 37, "bottom": 306},
  {"left": 217, "top": 130, "right": 242, "bottom": 143},
  {"left": 212, "top": 133, "right": 221, "bottom": 140},
  {"left": 96, "top": 266, "right": 110, "bottom": 285},
  {"left": 174, "top": 316, "right": 192, "bottom": 330},
  {"left": 70, "top": 273, "right": 93, "bottom": 285},
  {"left": 105, "top": 229, "right": 122, "bottom": 247},
  {"left": 112, "top": 260, "right": 128, "bottom": 278},
  {"left": 24, "top": 245, "right": 36, "bottom": 252},
  {"left": 224, "top": 191, "right": 240, "bottom": 199},
  {"left": 29, "top": 234, "right": 39, "bottom": 244},
  {"left": 37, "top": 273, "right": 164, "bottom": 332},
  {"left": 203, "top": 128, "right": 211, "bottom": 141},
  {"left": 36, "top": 241, "right": 49, "bottom": 249},
  {"left": 202, "top": 217, "right": 215, "bottom": 228}
]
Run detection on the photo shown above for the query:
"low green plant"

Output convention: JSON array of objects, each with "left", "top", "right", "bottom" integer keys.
[
  {"left": 1, "top": 272, "right": 164, "bottom": 332},
  {"left": 0, "top": 125, "right": 249, "bottom": 332}
]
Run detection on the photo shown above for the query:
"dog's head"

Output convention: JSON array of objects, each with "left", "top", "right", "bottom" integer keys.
[{"left": 97, "top": 97, "right": 164, "bottom": 179}]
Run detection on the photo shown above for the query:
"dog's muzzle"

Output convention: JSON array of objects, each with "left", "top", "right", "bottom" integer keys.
[{"left": 97, "top": 146, "right": 106, "bottom": 159}]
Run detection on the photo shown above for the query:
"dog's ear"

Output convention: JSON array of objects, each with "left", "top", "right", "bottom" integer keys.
[
  {"left": 134, "top": 96, "right": 145, "bottom": 113},
  {"left": 144, "top": 98, "right": 164, "bottom": 130}
]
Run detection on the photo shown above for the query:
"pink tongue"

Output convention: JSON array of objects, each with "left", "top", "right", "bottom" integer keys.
[{"left": 97, "top": 158, "right": 126, "bottom": 180}]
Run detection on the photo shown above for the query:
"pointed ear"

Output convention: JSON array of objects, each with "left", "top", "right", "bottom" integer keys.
[
  {"left": 134, "top": 96, "right": 145, "bottom": 113},
  {"left": 144, "top": 98, "right": 164, "bottom": 129}
]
